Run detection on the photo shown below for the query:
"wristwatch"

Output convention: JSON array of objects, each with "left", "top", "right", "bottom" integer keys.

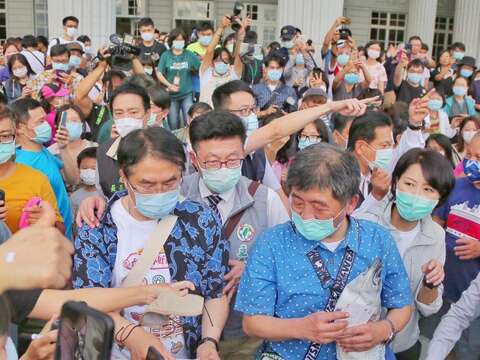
[
  {"left": 198, "top": 337, "right": 219, "bottom": 351},
  {"left": 383, "top": 319, "right": 397, "bottom": 345},
  {"left": 408, "top": 121, "right": 424, "bottom": 131}
]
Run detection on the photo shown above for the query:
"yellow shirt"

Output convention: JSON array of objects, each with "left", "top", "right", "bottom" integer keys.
[
  {"left": 186, "top": 42, "right": 208, "bottom": 57},
  {"left": 0, "top": 163, "right": 63, "bottom": 233}
]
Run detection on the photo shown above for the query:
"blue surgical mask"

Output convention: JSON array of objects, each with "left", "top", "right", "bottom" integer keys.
[
  {"left": 298, "top": 137, "right": 321, "bottom": 150},
  {"left": 267, "top": 69, "right": 283, "bottom": 81},
  {"left": 368, "top": 147, "right": 393, "bottom": 170},
  {"left": 147, "top": 113, "right": 157, "bottom": 127},
  {"left": 226, "top": 43, "right": 235, "bottom": 54},
  {"left": 292, "top": 209, "right": 343, "bottom": 241},
  {"left": 0, "top": 140, "right": 15, "bottom": 164},
  {"left": 202, "top": 166, "right": 242, "bottom": 194},
  {"left": 395, "top": 190, "right": 438, "bottom": 222},
  {"left": 407, "top": 72, "right": 422, "bottom": 85},
  {"left": 344, "top": 72, "right": 360, "bottom": 85},
  {"left": 464, "top": 158, "right": 480, "bottom": 183},
  {"left": 33, "top": 121, "right": 52, "bottom": 144},
  {"left": 131, "top": 186, "right": 180, "bottom": 220},
  {"left": 460, "top": 69, "right": 473, "bottom": 78},
  {"left": 241, "top": 113, "right": 259, "bottom": 137},
  {"left": 428, "top": 99, "right": 443, "bottom": 111},
  {"left": 214, "top": 61, "right": 229, "bottom": 75},
  {"left": 337, "top": 53, "right": 350, "bottom": 66},
  {"left": 199, "top": 35, "right": 212, "bottom": 47},
  {"left": 69, "top": 55, "right": 82, "bottom": 68},
  {"left": 453, "top": 86, "right": 467, "bottom": 97},
  {"left": 254, "top": 53, "right": 264, "bottom": 61},
  {"left": 66, "top": 121, "right": 82, "bottom": 141},
  {"left": 453, "top": 51, "right": 465, "bottom": 61},
  {"left": 52, "top": 62, "right": 69, "bottom": 72},
  {"left": 172, "top": 40, "right": 185, "bottom": 50},
  {"left": 295, "top": 53, "right": 304, "bottom": 65},
  {"left": 282, "top": 40, "right": 294, "bottom": 49}
]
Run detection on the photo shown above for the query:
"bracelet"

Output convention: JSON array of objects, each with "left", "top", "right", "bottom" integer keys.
[
  {"left": 198, "top": 337, "right": 219, "bottom": 352},
  {"left": 383, "top": 319, "right": 397, "bottom": 344},
  {"left": 115, "top": 323, "right": 141, "bottom": 347}
]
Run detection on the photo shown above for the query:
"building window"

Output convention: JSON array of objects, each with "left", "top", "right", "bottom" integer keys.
[
  {"left": 244, "top": 3, "right": 277, "bottom": 46},
  {"left": 0, "top": 0, "right": 6, "bottom": 41},
  {"left": 370, "top": 11, "right": 406, "bottom": 48},
  {"left": 173, "top": 1, "right": 215, "bottom": 41},
  {"left": 34, "top": 0, "right": 48, "bottom": 37},
  {"left": 433, "top": 17, "right": 454, "bottom": 59},
  {"left": 115, "top": 0, "right": 146, "bottom": 36}
]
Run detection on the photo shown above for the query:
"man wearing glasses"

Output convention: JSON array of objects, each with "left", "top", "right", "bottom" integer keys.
[{"left": 182, "top": 110, "right": 290, "bottom": 359}]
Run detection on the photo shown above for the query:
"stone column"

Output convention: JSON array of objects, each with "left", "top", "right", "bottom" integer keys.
[
  {"left": 406, "top": 0, "right": 438, "bottom": 51},
  {"left": 47, "top": 0, "right": 116, "bottom": 51},
  {"left": 453, "top": 0, "right": 480, "bottom": 62},
  {"left": 277, "top": 0, "right": 344, "bottom": 64}
]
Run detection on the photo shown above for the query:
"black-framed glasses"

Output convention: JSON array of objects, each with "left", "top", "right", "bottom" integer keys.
[
  {"left": 228, "top": 106, "right": 256, "bottom": 117},
  {"left": 0, "top": 134, "right": 15, "bottom": 144},
  {"left": 201, "top": 158, "right": 244, "bottom": 170},
  {"left": 298, "top": 134, "right": 321, "bottom": 142}
]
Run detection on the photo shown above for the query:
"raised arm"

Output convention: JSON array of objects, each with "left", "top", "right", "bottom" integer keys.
[
  {"left": 322, "top": 17, "right": 346, "bottom": 56},
  {"left": 394, "top": 52, "right": 409, "bottom": 88},
  {"left": 201, "top": 16, "right": 231, "bottom": 75},
  {"left": 74, "top": 58, "right": 108, "bottom": 116},
  {"left": 233, "top": 17, "right": 251, "bottom": 78}
]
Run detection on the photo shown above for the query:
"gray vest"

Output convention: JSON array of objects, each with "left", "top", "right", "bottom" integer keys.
[{"left": 181, "top": 173, "right": 269, "bottom": 340}]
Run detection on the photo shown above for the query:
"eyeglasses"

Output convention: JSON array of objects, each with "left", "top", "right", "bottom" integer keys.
[
  {"left": 228, "top": 106, "right": 256, "bottom": 117},
  {"left": 299, "top": 135, "right": 322, "bottom": 142},
  {"left": 200, "top": 158, "right": 244, "bottom": 170},
  {"left": 127, "top": 178, "right": 180, "bottom": 195},
  {"left": 0, "top": 134, "right": 15, "bottom": 144}
]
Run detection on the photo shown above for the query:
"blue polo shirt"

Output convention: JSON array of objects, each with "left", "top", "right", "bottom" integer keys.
[
  {"left": 235, "top": 217, "right": 412, "bottom": 359},
  {"left": 16, "top": 147, "right": 73, "bottom": 238}
]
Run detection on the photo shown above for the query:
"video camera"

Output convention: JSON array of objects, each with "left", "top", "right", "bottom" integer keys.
[
  {"left": 229, "top": 2, "right": 244, "bottom": 32},
  {"left": 105, "top": 34, "right": 141, "bottom": 71}
]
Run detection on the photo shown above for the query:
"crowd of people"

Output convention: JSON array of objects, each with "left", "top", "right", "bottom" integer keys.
[{"left": 0, "top": 11, "right": 479, "bottom": 360}]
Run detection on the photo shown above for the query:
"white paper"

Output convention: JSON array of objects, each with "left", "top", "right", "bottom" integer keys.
[{"left": 337, "top": 303, "right": 377, "bottom": 327}]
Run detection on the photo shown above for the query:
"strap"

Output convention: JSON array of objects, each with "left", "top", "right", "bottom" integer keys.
[
  {"left": 27, "top": 50, "right": 45, "bottom": 68},
  {"left": 106, "top": 136, "right": 121, "bottom": 160},
  {"left": 121, "top": 214, "right": 178, "bottom": 287},
  {"left": 303, "top": 219, "right": 359, "bottom": 360},
  {"left": 223, "top": 181, "right": 260, "bottom": 239}
]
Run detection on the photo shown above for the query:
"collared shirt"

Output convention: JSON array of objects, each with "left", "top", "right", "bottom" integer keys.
[
  {"left": 72, "top": 191, "right": 229, "bottom": 358},
  {"left": 252, "top": 81, "right": 298, "bottom": 110},
  {"left": 235, "top": 217, "right": 412, "bottom": 359},
  {"left": 198, "top": 177, "right": 289, "bottom": 227}
]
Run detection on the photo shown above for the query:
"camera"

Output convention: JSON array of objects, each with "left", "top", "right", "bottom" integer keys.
[
  {"left": 104, "top": 34, "right": 141, "bottom": 71},
  {"left": 339, "top": 26, "right": 352, "bottom": 40},
  {"left": 229, "top": 2, "right": 244, "bottom": 32}
]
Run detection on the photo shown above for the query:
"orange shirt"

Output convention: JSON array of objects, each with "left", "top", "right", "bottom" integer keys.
[{"left": 0, "top": 163, "right": 63, "bottom": 233}]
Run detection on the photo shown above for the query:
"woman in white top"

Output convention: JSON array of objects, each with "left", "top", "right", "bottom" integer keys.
[
  {"left": 424, "top": 89, "right": 459, "bottom": 139},
  {"left": 364, "top": 41, "right": 387, "bottom": 93},
  {"left": 48, "top": 104, "right": 98, "bottom": 185},
  {"left": 355, "top": 148, "right": 455, "bottom": 360},
  {"left": 199, "top": 16, "right": 243, "bottom": 106}
]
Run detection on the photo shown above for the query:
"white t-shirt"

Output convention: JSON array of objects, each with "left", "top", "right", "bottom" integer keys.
[
  {"left": 322, "top": 239, "right": 343, "bottom": 252},
  {"left": 110, "top": 199, "right": 188, "bottom": 359},
  {"left": 396, "top": 222, "right": 421, "bottom": 258},
  {"left": 199, "top": 66, "right": 238, "bottom": 106}
]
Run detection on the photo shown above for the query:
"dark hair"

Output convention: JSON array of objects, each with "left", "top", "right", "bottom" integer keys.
[
  {"left": 0, "top": 295, "right": 11, "bottom": 337},
  {"left": 213, "top": 47, "right": 232, "bottom": 63},
  {"left": 62, "top": 16, "right": 79, "bottom": 26},
  {"left": 8, "top": 53, "right": 36, "bottom": 77},
  {"left": 212, "top": 80, "right": 254, "bottom": 109},
  {"left": 188, "top": 102, "right": 212, "bottom": 118},
  {"left": 245, "top": 30, "right": 258, "bottom": 44},
  {"left": 21, "top": 35, "right": 37, "bottom": 48},
  {"left": 457, "top": 116, "right": 480, "bottom": 153},
  {"left": 36, "top": 35, "right": 49, "bottom": 48},
  {"left": 109, "top": 83, "right": 151, "bottom": 112},
  {"left": 77, "top": 146, "right": 97, "bottom": 168},
  {"left": 451, "top": 42, "right": 466, "bottom": 52},
  {"left": 54, "top": 104, "right": 86, "bottom": 139},
  {"left": 167, "top": 28, "right": 187, "bottom": 49},
  {"left": 147, "top": 84, "right": 171, "bottom": 109},
  {"left": 118, "top": 127, "right": 185, "bottom": 176},
  {"left": 425, "top": 133, "right": 456, "bottom": 168},
  {"left": 199, "top": 22, "right": 214, "bottom": 32},
  {"left": 347, "top": 111, "right": 392, "bottom": 151},
  {"left": 421, "top": 43, "right": 429, "bottom": 52},
  {"left": 407, "top": 58, "right": 425, "bottom": 70},
  {"left": 222, "top": 33, "right": 236, "bottom": 48},
  {"left": 124, "top": 73, "right": 155, "bottom": 89},
  {"left": 77, "top": 35, "right": 91, "bottom": 44},
  {"left": 264, "top": 53, "right": 285, "bottom": 68},
  {"left": 189, "top": 110, "right": 246, "bottom": 151},
  {"left": 264, "top": 111, "right": 295, "bottom": 164},
  {"left": 298, "top": 118, "right": 330, "bottom": 145},
  {"left": 332, "top": 113, "right": 354, "bottom": 133},
  {"left": 10, "top": 97, "right": 43, "bottom": 125},
  {"left": 50, "top": 44, "right": 70, "bottom": 58},
  {"left": 138, "top": 17, "right": 154, "bottom": 29},
  {"left": 436, "top": 49, "right": 451, "bottom": 65},
  {"left": 408, "top": 35, "right": 422, "bottom": 43},
  {"left": 3, "top": 40, "right": 20, "bottom": 54},
  {"left": 154, "top": 29, "right": 160, "bottom": 35},
  {"left": 365, "top": 40, "right": 384, "bottom": 61},
  {"left": 391, "top": 148, "right": 455, "bottom": 205},
  {"left": 287, "top": 143, "right": 360, "bottom": 204}
]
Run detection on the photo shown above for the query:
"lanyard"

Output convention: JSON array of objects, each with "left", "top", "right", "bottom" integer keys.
[
  {"left": 249, "top": 61, "right": 259, "bottom": 85},
  {"left": 96, "top": 106, "right": 107, "bottom": 126},
  {"left": 303, "top": 219, "right": 359, "bottom": 360}
]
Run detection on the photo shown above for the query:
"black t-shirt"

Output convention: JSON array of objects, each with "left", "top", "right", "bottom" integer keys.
[
  {"left": 86, "top": 104, "right": 110, "bottom": 143},
  {"left": 4, "top": 289, "right": 42, "bottom": 323},
  {"left": 139, "top": 41, "right": 166, "bottom": 64},
  {"left": 395, "top": 80, "right": 427, "bottom": 104},
  {"left": 241, "top": 59, "right": 263, "bottom": 85},
  {"left": 430, "top": 68, "right": 454, "bottom": 97}
]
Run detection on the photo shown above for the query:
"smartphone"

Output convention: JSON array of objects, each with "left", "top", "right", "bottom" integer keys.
[
  {"left": 55, "top": 301, "right": 114, "bottom": 360},
  {"left": 60, "top": 111, "right": 68, "bottom": 128},
  {"left": 146, "top": 346, "right": 165, "bottom": 360},
  {"left": 0, "top": 190, "right": 5, "bottom": 203}
]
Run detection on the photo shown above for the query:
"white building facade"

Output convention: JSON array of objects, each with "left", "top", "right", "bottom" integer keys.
[{"left": 3, "top": 0, "right": 480, "bottom": 63}]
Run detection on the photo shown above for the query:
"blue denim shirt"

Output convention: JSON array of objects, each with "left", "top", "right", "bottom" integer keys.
[
  {"left": 235, "top": 217, "right": 412, "bottom": 359},
  {"left": 252, "top": 81, "right": 298, "bottom": 110},
  {"left": 72, "top": 191, "right": 229, "bottom": 358}
]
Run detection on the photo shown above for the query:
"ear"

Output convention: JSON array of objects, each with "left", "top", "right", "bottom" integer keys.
[
  {"left": 119, "top": 169, "right": 126, "bottom": 184},
  {"left": 190, "top": 150, "right": 199, "bottom": 170},
  {"left": 346, "top": 194, "right": 359, "bottom": 215},
  {"left": 353, "top": 139, "right": 365, "bottom": 155}
]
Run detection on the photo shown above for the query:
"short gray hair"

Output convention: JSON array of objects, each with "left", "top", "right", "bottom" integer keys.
[{"left": 287, "top": 143, "right": 360, "bottom": 204}]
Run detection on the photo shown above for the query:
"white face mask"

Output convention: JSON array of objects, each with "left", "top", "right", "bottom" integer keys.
[
  {"left": 80, "top": 168, "right": 97, "bottom": 186},
  {"left": 463, "top": 130, "right": 477, "bottom": 144},
  {"left": 13, "top": 66, "right": 28, "bottom": 78},
  {"left": 114, "top": 117, "right": 144, "bottom": 137},
  {"left": 141, "top": 32, "right": 154, "bottom": 42},
  {"left": 367, "top": 49, "right": 380, "bottom": 59},
  {"left": 66, "top": 26, "right": 78, "bottom": 38}
]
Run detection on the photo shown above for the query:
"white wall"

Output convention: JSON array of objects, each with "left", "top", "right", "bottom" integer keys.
[{"left": 6, "top": 0, "right": 34, "bottom": 37}]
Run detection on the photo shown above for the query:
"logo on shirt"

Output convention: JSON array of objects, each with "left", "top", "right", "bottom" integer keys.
[
  {"left": 237, "top": 244, "right": 248, "bottom": 261},
  {"left": 237, "top": 223, "right": 255, "bottom": 243},
  {"left": 123, "top": 250, "right": 169, "bottom": 271}
]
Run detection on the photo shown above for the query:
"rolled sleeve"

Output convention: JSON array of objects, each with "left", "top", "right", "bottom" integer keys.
[
  {"left": 415, "top": 282, "right": 444, "bottom": 317},
  {"left": 235, "top": 232, "right": 277, "bottom": 316}
]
